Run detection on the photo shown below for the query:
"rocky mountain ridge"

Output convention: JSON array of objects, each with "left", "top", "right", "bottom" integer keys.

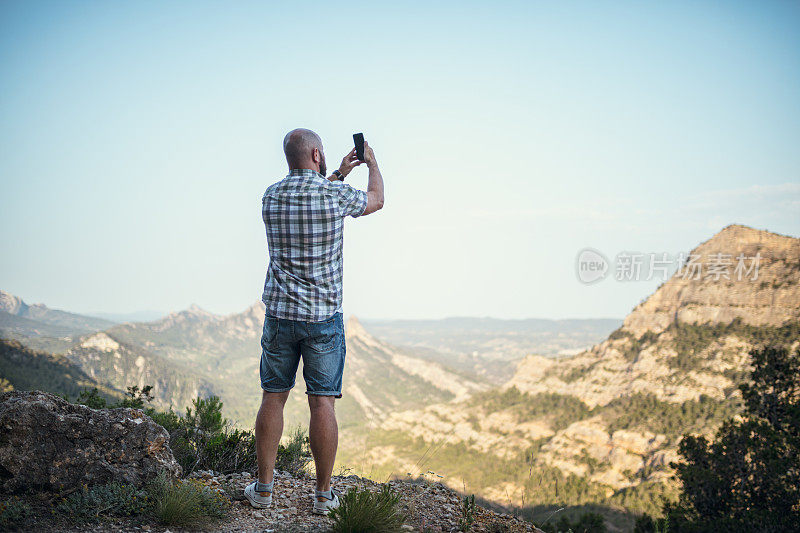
[
  {"left": 361, "top": 225, "right": 799, "bottom": 526},
  {"left": 623, "top": 224, "right": 800, "bottom": 336}
]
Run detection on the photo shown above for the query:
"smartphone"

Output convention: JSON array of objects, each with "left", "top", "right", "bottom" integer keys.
[{"left": 353, "top": 133, "right": 365, "bottom": 162}]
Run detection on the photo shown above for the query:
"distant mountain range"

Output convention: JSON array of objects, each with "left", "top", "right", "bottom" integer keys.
[
  {"left": 0, "top": 290, "right": 115, "bottom": 340},
  {"left": 0, "top": 292, "right": 616, "bottom": 425},
  {"left": 90, "top": 310, "right": 166, "bottom": 323}
]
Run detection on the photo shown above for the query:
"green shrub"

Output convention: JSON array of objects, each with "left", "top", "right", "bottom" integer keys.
[
  {"left": 147, "top": 472, "right": 229, "bottom": 527},
  {"left": 76, "top": 387, "right": 108, "bottom": 409},
  {"left": 458, "top": 494, "right": 476, "bottom": 531},
  {"left": 0, "top": 496, "right": 31, "bottom": 530},
  {"left": 119, "top": 385, "right": 155, "bottom": 409},
  {"left": 276, "top": 426, "right": 312, "bottom": 477},
  {"left": 56, "top": 482, "right": 149, "bottom": 522},
  {"left": 147, "top": 407, "right": 182, "bottom": 432},
  {"left": 328, "top": 485, "right": 407, "bottom": 533},
  {"left": 665, "top": 346, "right": 800, "bottom": 531},
  {"left": 165, "top": 396, "right": 258, "bottom": 475},
  {"left": 185, "top": 396, "right": 225, "bottom": 434}
]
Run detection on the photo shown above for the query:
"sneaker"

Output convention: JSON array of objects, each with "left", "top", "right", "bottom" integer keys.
[
  {"left": 244, "top": 481, "right": 272, "bottom": 509},
  {"left": 312, "top": 488, "right": 340, "bottom": 515}
]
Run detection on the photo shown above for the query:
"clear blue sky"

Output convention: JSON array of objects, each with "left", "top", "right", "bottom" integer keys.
[{"left": 1, "top": 1, "right": 799, "bottom": 320}]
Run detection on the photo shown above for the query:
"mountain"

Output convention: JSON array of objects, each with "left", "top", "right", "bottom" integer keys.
[
  {"left": 64, "top": 331, "right": 216, "bottom": 411},
  {"left": 0, "top": 337, "right": 122, "bottom": 402},
  {"left": 0, "top": 290, "right": 115, "bottom": 339},
  {"left": 90, "top": 310, "right": 166, "bottom": 323},
  {"left": 357, "top": 225, "right": 800, "bottom": 528},
  {"left": 622, "top": 224, "right": 800, "bottom": 335},
  {"left": 106, "top": 303, "right": 489, "bottom": 430}
]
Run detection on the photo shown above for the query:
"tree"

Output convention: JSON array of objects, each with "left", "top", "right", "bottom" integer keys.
[{"left": 665, "top": 345, "right": 800, "bottom": 532}]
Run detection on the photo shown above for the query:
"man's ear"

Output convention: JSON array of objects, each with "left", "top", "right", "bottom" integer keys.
[{"left": 312, "top": 148, "right": 321, "bottom": 163}]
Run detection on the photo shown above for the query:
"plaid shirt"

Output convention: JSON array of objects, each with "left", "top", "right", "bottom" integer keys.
[{"left": 261, "top": 169, "right": 368, "bottom": 321}]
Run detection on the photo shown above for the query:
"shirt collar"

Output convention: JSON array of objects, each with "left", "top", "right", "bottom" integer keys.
[{"left": 287, "top": 168, "right": 325, "bottom": 180}]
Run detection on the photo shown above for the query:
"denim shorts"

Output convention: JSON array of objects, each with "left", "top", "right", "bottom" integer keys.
[{"left": 259, "top": 311, "right": 346, "bottom": 397}]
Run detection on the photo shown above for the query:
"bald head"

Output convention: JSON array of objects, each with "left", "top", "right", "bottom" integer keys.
[{"left": 283, "top": 128, "right": 324, "bottom": 171}]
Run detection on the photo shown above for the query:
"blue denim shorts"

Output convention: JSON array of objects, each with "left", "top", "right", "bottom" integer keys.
[{"left": 259, "top": 311, "right": 346, "bottom": 397}]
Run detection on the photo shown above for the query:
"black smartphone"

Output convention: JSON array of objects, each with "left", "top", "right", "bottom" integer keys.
[{"left": 353, "top": 133, "right": 365, "bottom": 162}]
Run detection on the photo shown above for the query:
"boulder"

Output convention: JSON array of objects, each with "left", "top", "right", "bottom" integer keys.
[{"left": 0, "top": 390, "right": 181, "bottom": 493}]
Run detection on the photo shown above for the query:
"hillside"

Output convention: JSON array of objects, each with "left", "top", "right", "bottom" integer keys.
[
  {"left": 356, "top": 225, "right": 800, "bottom": 528},
  {"left": 0, "top": 338, "right": 122, "bottom": 402},
  {"left": 64, "top": 331, "right": 217, "bottom": 411},
  {"left": 0, "top": 290, "right": 115, "bottom": 336}
]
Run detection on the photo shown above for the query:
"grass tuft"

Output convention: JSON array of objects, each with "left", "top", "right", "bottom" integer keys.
[
  {"left": 147, "top": 472, "right": 229, "bottom": 527},
  {"left": 329, "top": 485, "right": 407, "bottom": 533}
]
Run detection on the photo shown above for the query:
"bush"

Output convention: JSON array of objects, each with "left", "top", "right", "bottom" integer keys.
[
  {"left": 75, "top": 387, "right": 108, "bottom": 409},
  {"left": 0, "top": 496, "right": 31, "bottom": 530},
  {"left": 328, "top": 485, "right": 407, "bottom": 533},
  {"left": 276, "top": 426, "right": 312, "bottom": 477},
  {"left": 147, "top": 407, "right": 182, "bottom": 432},
  {"left": 56, "top": 482, "right": 150, "bottom": 522},
  {"left": 147, "top": 472, "right": 229, "bottom": 527},
  {"left": 71, "top": 385, "right": 313, "bottom": 477},
  {"left": 665, "top": 345, "right": 800, "bottom": 531},
  {"left": 119, "top": 385, "right": 154, "bottom": 409},
  {"left": 161, "top": 396, "right": 258, "bottom": 475}
]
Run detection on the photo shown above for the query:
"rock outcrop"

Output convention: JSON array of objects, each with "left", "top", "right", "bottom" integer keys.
[
  {"left": 0, "top": 390, "right": 180, "bottom": 493},
  {"left": 623, "top": 224, "right": 800, "bottom": 337}
]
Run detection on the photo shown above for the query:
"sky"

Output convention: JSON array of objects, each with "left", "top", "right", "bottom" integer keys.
[{"left": 1, "top": 1, "right": 799, "bottom": 321}]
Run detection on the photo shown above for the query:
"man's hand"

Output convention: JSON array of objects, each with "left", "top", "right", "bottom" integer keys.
[
  {"left": 337, "top": 148, "right": 362, "bottom": 178},
  {"left": 363, "top": 141, "right": 377, "bottom": 168}
]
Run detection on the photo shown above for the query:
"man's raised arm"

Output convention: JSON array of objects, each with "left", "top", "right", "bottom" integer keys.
[{"left": 361, "top": 141, "right": 384, "bottom": 216}]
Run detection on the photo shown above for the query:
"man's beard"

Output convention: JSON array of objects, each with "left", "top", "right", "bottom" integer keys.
[{"left": 319, "top": 158, "right": 327, "bottom": 176}]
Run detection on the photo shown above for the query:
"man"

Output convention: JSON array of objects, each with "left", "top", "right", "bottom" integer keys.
[{"left": 244, "top": 128, "right": 384, "bottom": 515}]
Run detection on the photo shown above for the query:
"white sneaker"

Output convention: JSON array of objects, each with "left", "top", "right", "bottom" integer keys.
[
  {"left": 244, "top": 481, "right": 273, "bottom": 509},
  {"left": 312, "top": 488, "right": 340, "bottom": 515}
]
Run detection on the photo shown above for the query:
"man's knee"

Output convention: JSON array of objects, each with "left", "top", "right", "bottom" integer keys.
[
  {"left": 261, "top": 390, "right": 290, "bottom": 406},
  {"left": 307, "top": 394, "right": 336, "bottom": 413}
]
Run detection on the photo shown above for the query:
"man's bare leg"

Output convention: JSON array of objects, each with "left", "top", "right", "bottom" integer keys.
[
  {"left": 308, "top": 395, "right": 338, "bottom": 500},
  {"left": 255, "top": 390, "right": 291, "bottom": 486}
]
